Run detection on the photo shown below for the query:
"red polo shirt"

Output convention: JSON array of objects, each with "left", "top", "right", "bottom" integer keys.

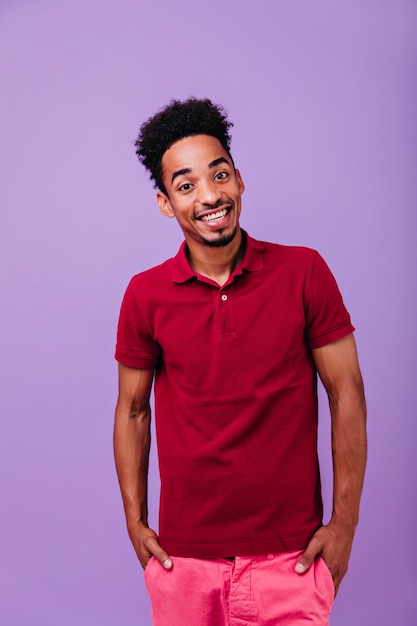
[{"left": 115, "top": 232, "right": 355, "bottom": 557}]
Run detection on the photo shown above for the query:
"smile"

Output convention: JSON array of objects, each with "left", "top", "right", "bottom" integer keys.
[{"left": 199, "top": 208, "right": 228, "bottom": 222}]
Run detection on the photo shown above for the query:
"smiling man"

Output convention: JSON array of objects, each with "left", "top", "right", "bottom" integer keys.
[{"left": 113, "top": 98, "right": 367, "bottom": 626}]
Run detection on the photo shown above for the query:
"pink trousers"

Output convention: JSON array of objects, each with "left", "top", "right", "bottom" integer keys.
[{"left": 144, "top": 550, "right": 334, "bottom": 625}]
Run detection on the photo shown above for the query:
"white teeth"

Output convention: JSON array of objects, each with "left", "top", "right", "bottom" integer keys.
[{"left": 201, "top": 208, "right": 227, "bottom": 222}]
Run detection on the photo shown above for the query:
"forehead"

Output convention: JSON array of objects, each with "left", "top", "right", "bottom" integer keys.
[{"left": 161, "top": 134, "right": 231, "bottom": 178}]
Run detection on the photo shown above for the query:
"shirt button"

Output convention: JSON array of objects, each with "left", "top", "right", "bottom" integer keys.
[{"left": 221, "top": 294, "right": 228, "bottom": 301}]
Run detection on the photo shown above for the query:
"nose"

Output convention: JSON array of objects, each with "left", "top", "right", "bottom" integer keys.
[{"left": 197, "top": 179, "right": 221, "bottom": 206}]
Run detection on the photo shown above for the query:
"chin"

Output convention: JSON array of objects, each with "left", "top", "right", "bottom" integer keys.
[{"left": 203, "top": 228, "right": 237, "bottom": 248}]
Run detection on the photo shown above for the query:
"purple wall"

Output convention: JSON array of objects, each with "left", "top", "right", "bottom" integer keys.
[{"left": 1, "top": 1, "right": 416, "bottom": 624}]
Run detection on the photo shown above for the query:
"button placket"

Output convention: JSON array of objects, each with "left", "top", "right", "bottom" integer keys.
[{"left": 217, "top": 287, "right": 235, "bottom": 335}]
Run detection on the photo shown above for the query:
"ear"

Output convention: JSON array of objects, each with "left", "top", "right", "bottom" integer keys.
[
  {"left": 157, "top": 191, "right": 175, "bottom": 218},
  {"left": 235, "top": 169, "right": 245, "bottom": 194}
]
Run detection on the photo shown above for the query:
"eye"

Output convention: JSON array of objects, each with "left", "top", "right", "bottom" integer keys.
[
  {"left": 215, "top": 171, "right": 228, "bottom": 181},
  {"left": 178, "top": 182, "right": 193, "bottom": 192}
]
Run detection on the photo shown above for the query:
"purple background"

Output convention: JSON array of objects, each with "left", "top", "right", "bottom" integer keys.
[{"left": 1, "top": 1, "right": 416, "bottom": 624}]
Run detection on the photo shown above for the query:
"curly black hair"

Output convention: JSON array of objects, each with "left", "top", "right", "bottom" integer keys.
[{"left": 134, "top": 97, "right": 234, "bottom": 194}]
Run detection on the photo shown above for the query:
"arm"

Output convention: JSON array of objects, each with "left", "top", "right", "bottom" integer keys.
[
  {"left": 295, "top": 334, "right": 367, "bottom": 595},
  {"left": 113, "top": 363, "right": 172, "bottom": 570}
]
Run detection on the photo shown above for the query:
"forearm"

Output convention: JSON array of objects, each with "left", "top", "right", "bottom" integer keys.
[
  {"left": 113, "top": 365, "right": 170, "bottom": 569},
  {"left": 113, "top": 403, "right": 151, "bottom": 530},
  {"left": 298, "top": 336, "right": 367, "bottom": 591},
  {"left": 295, "top": 381, "right": 367, "bottom": 589},
  {"left": 329, "top": 382, "right": 367, "bottom": 529}
]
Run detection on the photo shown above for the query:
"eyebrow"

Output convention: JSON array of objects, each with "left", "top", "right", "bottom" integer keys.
[
  {"left": 171, "top": 157, "right": 231, "bottom": 184},
  {"left": 171, "top": 168, "right": 191, "bottom": 184},
  {"left": 208, "top": 157, "right": 230, "bottom": 169}
]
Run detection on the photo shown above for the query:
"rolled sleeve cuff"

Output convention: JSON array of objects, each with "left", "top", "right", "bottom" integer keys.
[
  {"left": 308, "top": 320, "right": 355, "bottom": 350},
  {"left": 114, "top": 349, "right": 159, "bottom": 370}
]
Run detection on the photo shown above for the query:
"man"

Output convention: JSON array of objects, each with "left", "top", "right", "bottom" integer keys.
[{"left": 114, "top": 98, "right": 367, "bottom": 625}]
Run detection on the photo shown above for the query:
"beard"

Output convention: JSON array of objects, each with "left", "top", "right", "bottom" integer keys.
[{"left": 202, "top": 226, "right": 237, "bottom": 248}]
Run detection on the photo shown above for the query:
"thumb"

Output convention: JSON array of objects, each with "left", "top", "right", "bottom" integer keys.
[
  {"left": 158, "top": 553, "right": 173, "bottom": 570},
  {"left": 146, "top": 535, "right": 173, "bottom": 570},
  {"left": 295, "top": 543, "right": 319, "bottom": 575}
]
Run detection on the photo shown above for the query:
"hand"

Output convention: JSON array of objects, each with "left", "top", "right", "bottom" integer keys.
[
  {"left": 128, "top": 522, "right": 173, "bottom": 571},
  {"left": 294, "top": 520, "right": 355, "bottom": 596}
]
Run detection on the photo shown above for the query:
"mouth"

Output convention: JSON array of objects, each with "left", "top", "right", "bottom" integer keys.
[
  {"left": 199, "top": 208, "right": 228, "bottom": 223},
  {"left": 196, "top": 204, "right": 231, "bottom": 225}
]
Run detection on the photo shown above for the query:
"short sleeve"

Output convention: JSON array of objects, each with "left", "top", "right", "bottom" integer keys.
[
  {"left": 115, "top": 275, "right": 161, "bottom": 369},
  {"left": 304, "top": 251, "right": 355, "bottom": 349}
]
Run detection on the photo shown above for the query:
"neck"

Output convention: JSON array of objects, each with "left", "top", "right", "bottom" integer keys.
[{"left": 186, "top": 228, "right": 244, "bottom": 286}]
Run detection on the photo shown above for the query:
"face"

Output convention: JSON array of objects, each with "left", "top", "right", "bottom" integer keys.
[{"left": 157, "top": 134, "right": 245, "bottom": 250}]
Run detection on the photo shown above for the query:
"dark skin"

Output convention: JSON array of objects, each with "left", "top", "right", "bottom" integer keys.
[
  {"left": 297, "top": 334, "right": 367, "bottom": 596},
  {"left": 113, "top": 134, "right": 367, "bottom": 591},
  {"left": 114, "top": 365, "right": 171, "bottom": 570}
]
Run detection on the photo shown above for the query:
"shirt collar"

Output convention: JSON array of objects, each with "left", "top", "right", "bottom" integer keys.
[{"left": 172, "top": 230, "right": 265, "bottom": 284}]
